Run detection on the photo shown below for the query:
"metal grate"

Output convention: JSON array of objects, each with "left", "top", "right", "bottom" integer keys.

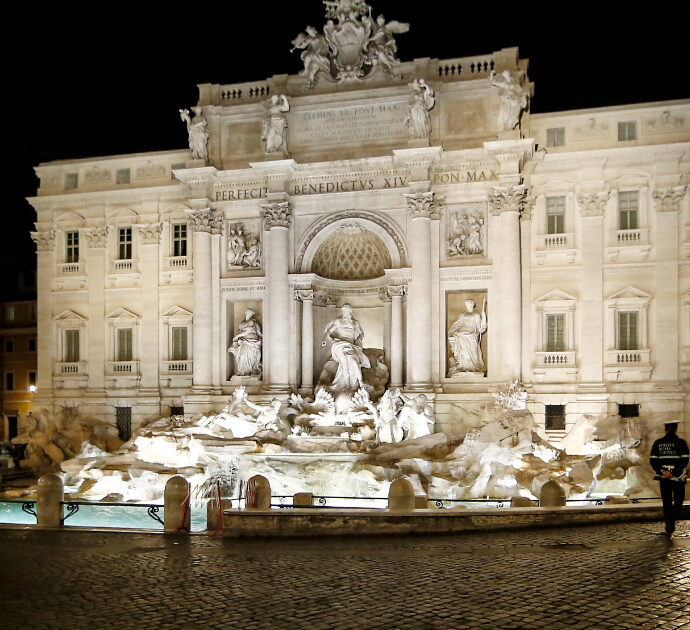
[{"left": 116, "top": 407, "right": 132, "bottom": 441}]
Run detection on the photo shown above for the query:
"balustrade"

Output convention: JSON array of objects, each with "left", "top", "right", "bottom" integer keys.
[{"left": 438, "top": 56, "right": 495, "bottom": 79}]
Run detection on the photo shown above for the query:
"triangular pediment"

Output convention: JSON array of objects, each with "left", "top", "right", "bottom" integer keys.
[
  {"left": 536, "top": 289, "right": 577, "bottom": 303},
  {"left": 608, "top": 286, "right": 651, "bottom": 301},
  {"left": 106, "top": 307, "right": 140, "bottom": 320},
  {"left": 54, "top": 309, "right": 87, "bottom": 322},
  {"left": 162, "top": 306, "right": 193, "bottom": 318}
]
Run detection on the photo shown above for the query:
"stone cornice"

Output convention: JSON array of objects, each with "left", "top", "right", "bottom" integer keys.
[
  {"left": 31, "top": 230, "right": 56, "bottom": 252},
  {"left": 261, "top": 201, "right": 292, "bottom": 229},
  {"left": 578, "top": 192, "right": 610, "bottom": 217},
  {"left": 488, "top": 185, "right": 528, "bottom": 216},
  {"left": 653, "top": 185, "right": 687, "bottom": 213}
]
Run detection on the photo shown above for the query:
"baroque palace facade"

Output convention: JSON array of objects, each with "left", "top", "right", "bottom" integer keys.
[{"left": 28, "top": 4, "right": 689, "bottom": 442}]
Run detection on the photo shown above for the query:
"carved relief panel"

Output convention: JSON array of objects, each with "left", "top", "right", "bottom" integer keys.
[
  {"left": 444, "top": 204, "right": 487, "bottom": 262},
  {"left": 226, "top": 221, "right": 263, "bottom": 271}
]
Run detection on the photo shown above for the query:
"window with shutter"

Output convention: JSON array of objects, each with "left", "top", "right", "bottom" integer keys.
[
  {"left": 117, "top": 328, "right": 133, "bottom": 361},
  {"left": 171, "top": 327, "right": 188, "bottom": 360},
  {"left": 546, "top": 196, "right": 566, "bottom": 234},
  {"left": 546, "top": 314, "right": 566, "bottom": 352},
  {"left": 618, "top": 191, "right": 639, "bottom": 230},
  {"left": 64, "top": 329, "right": 80, "bottom": 362},
  {"left": 618, "top": 311, "right": 639, "bottom": 350}
]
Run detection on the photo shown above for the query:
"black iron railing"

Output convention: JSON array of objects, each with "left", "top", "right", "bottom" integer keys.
[{"left": 57, "top": 501, "right": 165, "bottom": 527}]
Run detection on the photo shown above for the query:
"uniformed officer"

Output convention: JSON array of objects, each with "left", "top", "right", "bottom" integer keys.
[{"left": 649, "top": 420, "right": 689, "bottom": 536}]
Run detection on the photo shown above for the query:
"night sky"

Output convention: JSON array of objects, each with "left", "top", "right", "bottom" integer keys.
[{"left": 4, "top": 0, "right": 687, "bottom": 274}]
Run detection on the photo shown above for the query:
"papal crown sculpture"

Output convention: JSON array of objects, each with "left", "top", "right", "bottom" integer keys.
[{"left": 291, "top": 0, "right": 410, "bottom": 86}]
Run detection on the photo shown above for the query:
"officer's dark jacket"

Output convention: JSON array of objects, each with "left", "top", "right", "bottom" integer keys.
[{"left": 650, "top": 432, "right": 690, "bottom": 478}]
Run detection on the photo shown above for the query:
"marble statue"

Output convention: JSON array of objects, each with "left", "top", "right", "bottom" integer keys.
[
  {"left": 262, "top": 94, "right": 290, "bottom": 154},
  {"left": 405, "top": 79, "right": 435, "bottom": 139},
  {"left": 291, "top": 26, "right": 331, "bottom": 87},
  {"left": 448, "top": 209, "right": 485, "bottom": 257},
  {"left": 227, "top": 224, "right": 262, "bottom": 269},
  {"left": 228, "top": 309, "right": 262, "bottom": 377},
  {"left": 448, "top": 299, "right": 488, "bottom": 375},
  {"left": 398, "top": 391, "right": 435, "bottom": 439},
  {"left": 322, "top": 303, "right": 371, "bottom": 392},
  {"left": 365, "top": 389, "right": 403, "bottom": 444},
  {"left": 364, "top": 14, "right": 410, "bottom": 77},
  {"left": 179, "top": 107, "right": 209, "bottom": 161},
  {"left": 489, "top": 70, "right": 529, "bottom": 131},
  {"left": 243, "top": 397, "right": 284, "bottom": 432}
]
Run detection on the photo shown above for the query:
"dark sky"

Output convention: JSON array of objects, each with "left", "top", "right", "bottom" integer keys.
[{"left": 4, "top": 0, "right": 687, "bottom": 273}]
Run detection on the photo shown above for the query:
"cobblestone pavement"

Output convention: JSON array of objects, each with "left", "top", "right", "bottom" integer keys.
[{"left": 1, "top": 521, "right": 689, "bottom": 630}]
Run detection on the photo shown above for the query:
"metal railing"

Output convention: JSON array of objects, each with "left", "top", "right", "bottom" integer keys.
[{"left": 58, "top": 500, "right": 164, "bottom": 527}]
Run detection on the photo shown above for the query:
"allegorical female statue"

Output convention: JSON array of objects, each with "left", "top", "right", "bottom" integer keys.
[
  {"left": 489, "top": 70, "right": 529, "bottom": 131},
  {"left": 322, "top": 303, "right": 371, "bottom": 392},
  {"left": 228, "top": 309, "right": 262, "bottom": 377},
  {"left": 448, "top": 299, "right": 488, "bottom": 375},
  {"left": 179, "top": 107, "right": 210, "bottom": 162},
  {"left": 262, "top": 94, "right": 290, "bottom": 154},
  {"left": 405, "top": 79, "right": 435, "bottom": 139}
]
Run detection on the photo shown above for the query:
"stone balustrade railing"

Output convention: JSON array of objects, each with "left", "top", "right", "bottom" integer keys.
[
  {"left": 536, "top": 233, "right": 575, "bottom": 249},
  {"left": 162, "top": 360, "right": 193, "bottom": 374},
  {"left": 606, "top": 349, "right": 651, "bottom": 365},
  {"left": 55, "top": 361, "right": 87, "bottom": 375},
  {"left": 438, "top": 56, "right": 495, "bottom": 80},
  {"left": 612, "top": 228, "right": 648, "bottom": 245},
  {"left": 59, "top": 262, "right": 83, "bottom": 275},
  {"left": 219, "top": 81, "right": 271, "bottom": 104},
  {"left": 536, "top": 351, "right": 577, "bottom": 367},
  {"left": 110, "top": 259, "right": 137, "bottom": 273},
  {"left": 165, "top": 256, "right": 189, "bottom": 269},
  {"left": 108, "top": 361, "right": 140, "bottom": 375}
]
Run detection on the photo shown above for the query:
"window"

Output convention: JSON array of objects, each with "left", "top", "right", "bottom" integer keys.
[
  {"left": 545, "top": 196, "right": 566, "bottom": 234},
  {"left": 66, "top": 231, "right": 79, "bottom": 263},
  {"left": 546, "top": 314, "right": 566, "bottom": 352},
  {"left": 5, "top": 372, "right": 14, "bottom": 391},
  {"left": 28, "top": 339, "right": 36, "bottom": 352},
  {"left": 4, "top": 340, "right": 13, "bottom": 353},
  {"left": 116, "top": 168, "right": 130, "bottom": 185},
  {"left": 618, "top": 191, "right": 639, "bottom": 230},
  {"left": 171, "top": 327, "right": 188, "bottom": 360},
  {"left": 116, "top": 407, "right": 132, "bottom": 441},
  {"left": 28, "top": 371, "right": 36, "bottom": 387},
  {"left": 617, "top": 311, "right": 638, "bottom": 350},
  {"left": 618, "top": 404, "right": 639, "bottom": 418},
  {"left": 618, "top": 121, "right": 637, "bottom": 141},
  {"left": 65, "top": 173, "right": 78, "bottom": 190},
  {"left": 64, "top": 329, "right": 80, "bottom": 362},
  {"left": 118, "top": 227, "right": 132, "bottom": 260},
  {"left": 545, "top": 405, "right": 566, "bottom": 430},
  {"left": 5, "top": 306, "right": 14, "bottom": 322},
  {"left": 170, "top": 406, "right": 184, "bottom": 417},
  {"left": 117, "top": 328, "right": 133, "bottom": 362},
  {"left": 172, "top": 224, "right": 188, "bottom": 257},
  {"left": 546, "top": 127, "right": 565, "bottom": 147}
]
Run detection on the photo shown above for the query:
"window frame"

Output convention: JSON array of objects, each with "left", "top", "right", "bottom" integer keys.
[
  {"left": 65, "top": 230, "right": 80, "bottom": 263},
  {"left": 172, "top": 223, "right": 188, "bottom": 258},
  {"left": 545, "top": 195, "right": 566, "bottom": 235},
  {"left": 618, "top": 121, "right": 637, "bottom": 142},
  {"left": 118, "top": 227, "right": 133, "bottom": 260},
  {"left": 546, "top": 127, "right": 565, "bottom": 148},
  {"left": 618, "top": 190, "right": 639, "bottom": 230}
]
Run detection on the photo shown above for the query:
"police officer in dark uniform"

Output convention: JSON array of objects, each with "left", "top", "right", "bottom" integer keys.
[{"left": 649, "top": 420, "right": 689, "bottom": 536}]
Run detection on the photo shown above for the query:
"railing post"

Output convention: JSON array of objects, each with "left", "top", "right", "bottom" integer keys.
[
  {"left": 206, "top": 498, "right": 231, "bottom": 531},
  {"left": 164, "top": 476, "right": 191, "bottom": 533},
  {"left": 293, "top": 492, "right": 314, "bottom": 507},
  {"left": 37, "top": 473, "right": 64, "bottom": 527},
  {"left": 388, "top": 479, "right": 415, "bottom": 511},
  {"left": 539, "top": 480, "right": 566, "bottom": 507},
  {"left": 245, "top": 475, "right": 271, "bottom": 510}
]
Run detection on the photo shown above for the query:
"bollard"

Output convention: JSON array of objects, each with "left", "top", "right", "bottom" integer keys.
[
  {"left": 606, "top": 495, "right": 630, "bottom": 505},
  {"left": 293, "top": 492, "right": 314, "bottom": 507},
  {"left": 206, "top": 498, "right": 231, "bottom": 532},
  {"left": 388, "top": 478, "right": 415, "bottom": 511},
  {"left": 511, "top": 496, "right": 533, "bottom": 508},
  {"left": 164, "top": 476, "right": 191, "bottom": 533},
  {"left": 245, "top": 475, "right": 271, "bottom": 510},
  {"left": 539, "top": 480, "right": 566, "bottom": 507},
  {"left": 37, "top": 473, "right": 64, "bottom": 527},
  {"left": 414, "top": 495, "right": 428, "bottom": 509}
]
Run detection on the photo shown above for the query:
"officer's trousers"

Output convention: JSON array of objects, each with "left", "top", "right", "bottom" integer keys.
[{"left": 659, "top": 479, "right": 685, "bottom": 532}]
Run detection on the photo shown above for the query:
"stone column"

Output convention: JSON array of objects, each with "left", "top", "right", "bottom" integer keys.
[
  {"left": 388, "top": 285, "right": 406, "bottom": 388},
  {"left": 578, "top": 193, "right": 609, "bottom": 384},
  {"left": 189, "top": 209, "right": 221, "bottom": 390},
  {"left": 30, "top": 230, "right": 56, "bottom": 410},
  {"left": 404, "top": 192, "right": 435, "bottom": 389},
  {"left": 653, "top": 186, "right": 686, "bottom": 382},
  {"left": 261, "top": 201, "right": 292, "bottom": 391},
  {"left": 489, "top": 186, "right": 527, "bottom": 380},
  {"left": 138, "top": 224, "right": 161, "bottom": 392},
  {"left": 297, "top": 289, "right": 314, "bottom": 391},
  {"left": 84, "top": 227, "right": 109, "bottom": 392}
]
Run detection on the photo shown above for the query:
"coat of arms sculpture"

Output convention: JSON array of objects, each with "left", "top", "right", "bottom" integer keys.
[{"left": 291, "top": 0, "right": 409, "bottom": 86}]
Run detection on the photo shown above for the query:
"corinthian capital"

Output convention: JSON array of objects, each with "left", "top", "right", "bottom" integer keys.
[
  {"left": 189, "top": 208, "right": 224, "bottom": 234},
  {"left": 261, "top": 201, "right": 292, "bottom": 229},
  {"left": 137, "top": 223, "right": 162, "bottom": 245},
  {"left": 653, "top": 185, "right": 687, "bottom": 213},
  {"left": 84, "top": 226, "right": 109, "bottom": 248},
  {"left": 31, "top": 230, "right": 56, "bottom": 252},
  {"left": 296, "top": 289, "right": 314, "bottom": 301},
  {"left": 578, "top": 192, "right": 610, "bottom": 218},
  {"left": 404, "top": 191, "right": 436, "bottom": 219},
  {"left": 488, "top": 185, "right": 528, "bottom": 216},
  {"left": 387, "top": 285, "right": 407, "bottom": 299}
]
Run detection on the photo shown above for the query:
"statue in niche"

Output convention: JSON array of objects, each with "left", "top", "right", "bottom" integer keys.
[
  {"left": 291, "top": 26, "right": 331, "bottom": 87},
  {"left": 321, "top": 303, "right": 371, "bottom": 392},
  {"left": 448, "top": 298, "right": 488, "bottom": 375},
  {"left": 364, "top": 389, "right": 403, "bottom": 444},
  {"left": 448, "top": 209, "right": 485, "bottom": 257},
  {"left": 405, "top": 79, "right": 435, "bottom": 139},
  {"left": 228, "top": 308, "right": 263, "bottom": 377},
  {"left": 363, "top": 14, "right": 410, "bottom": 78},
  {"left": 179, "top": 107, "right": 209, "bottom": 161},
  {"left": 261, "top": 94, "right": 290, "bottom": 155},
  {"left": 398, "top": 392, "right": 435, "bottom": 440},
  {"left": 227, "top": 225, "right": 262, "bottom": 269},
  {"left": 489, "top": 70, "right": 529, "bottom": 131}
]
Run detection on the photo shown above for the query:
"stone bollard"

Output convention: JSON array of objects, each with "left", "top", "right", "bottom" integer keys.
[
  {"left": 539, "top": 480, "right": 566, "bottom": 507},
  {"left": 293, "top": 492, "right": 314, "bottom": 507},
  {"left": 206, "top": 498, "right": 231, "bottom": 531},
  {"left": 388, "top": 478, "right": 415, "bottom": 511},
  {"left": 414, "top": 495, "right": 428, "bottom": 510},
  {"left": 164, "top": 476, "right": 191, "bottom": 533},
  {"left": 37, "top": 473, "right": 64, "bottom": 527},
  {"left": 245, "top": 475, "right": 271, "bottom": 510},
  {"left": 511, "top": 496, "right": 533, "bottom": 508}
]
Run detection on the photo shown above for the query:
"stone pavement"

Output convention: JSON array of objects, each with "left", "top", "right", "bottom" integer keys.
[{"left": 0, "top": 522, "right": 689, "bottom": 630}]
